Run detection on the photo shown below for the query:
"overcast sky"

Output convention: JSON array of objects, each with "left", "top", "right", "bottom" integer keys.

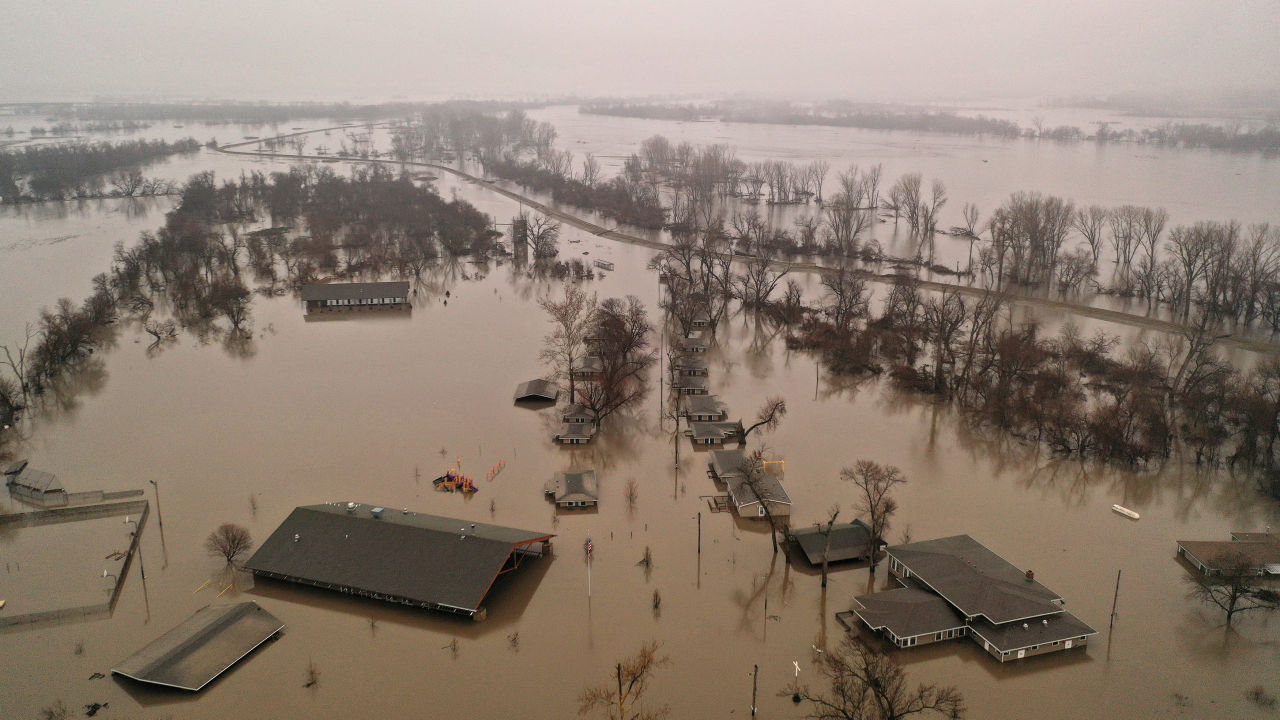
[{"left": 3, "top": 0, "right": 1278, "bottom": 104}]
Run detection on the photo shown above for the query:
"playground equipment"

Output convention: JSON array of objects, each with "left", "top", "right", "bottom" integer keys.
[
  {"left": 485, "top": 459, "right": 507, "bottom": 481},
  {"left": 433, "top": 469, "right": 479, "bottom": 494}
]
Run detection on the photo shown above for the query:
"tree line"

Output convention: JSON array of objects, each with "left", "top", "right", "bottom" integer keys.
[{"left": 0, "top": 137, "right": 199, "bottom": 203}]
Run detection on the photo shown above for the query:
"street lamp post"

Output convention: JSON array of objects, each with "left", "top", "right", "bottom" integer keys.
[
  {"left": 124, "top": 516, "right": 150, "bottom": 622},
  {"left": 149, "top": 480, "right": 168, "bottom": 567}
]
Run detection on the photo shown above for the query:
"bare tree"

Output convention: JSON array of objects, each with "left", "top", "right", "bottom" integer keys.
[
  {"left": 818, "top": 505, "right": 840, "bottom": 589},
  {"left": 1, "top": 323, "right": 36, "bottom": 403},
  {"left": 1187, "top": 551, "right": 1280, "bottom": 627},
  {"left": 822, "top": 266, "right": 870, "bottom": 336},
  {"left": 581, "top": 153, "right": 602, "bottom": 188},
  {"left": 526, "top": 213, "right": 562, "bottom": 259},
  {"left": 786, "top": 634, "right": 965, "bottom": 720},
  {"left": 205, "top": 523, "right": 254, "bottom": 565},
  {"left": 540, "top": 283, "right": 598, "bottom": 403},
  {"left": 1072, "top": 205, "right": 1109, "bottom": 266},
  {"left": 843, "top": 461, "right": 906, "bottom": 566},
  {"left": 577, "top": 296, "right": 656, "bottom": 424},
  {"left": 740, "top": 453, "right": 786, "bottom": 555},
  {"left": 740, "top": 396, "right": 787, "bottom": 443},
  {"left": 578, "top": 640, "right": 671, "bottom": 720},
  {"left": 810, "top": 160, "right": 831, "bottom": 203}
]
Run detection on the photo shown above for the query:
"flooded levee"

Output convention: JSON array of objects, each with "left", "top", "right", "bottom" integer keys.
[{"left": 2, "top": 120, "right": 1279, "bottom": 720}]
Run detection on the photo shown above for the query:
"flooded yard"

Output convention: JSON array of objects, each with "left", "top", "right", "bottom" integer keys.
[{"left": 2, "top": 117, "right": 1279, "bottom": 720}]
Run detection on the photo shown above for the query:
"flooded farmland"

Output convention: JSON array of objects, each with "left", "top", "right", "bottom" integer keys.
[{"left": 2, "top": 112, "right": 1279, "bottom": 720}]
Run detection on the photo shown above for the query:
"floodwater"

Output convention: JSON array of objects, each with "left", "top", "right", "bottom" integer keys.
[{"left": 1, "top": 115, "right": 1279, "bottom": 720}]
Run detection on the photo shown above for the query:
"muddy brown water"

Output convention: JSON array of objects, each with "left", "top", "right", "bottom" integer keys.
[{"left": 2, "top": 120, "right": 1279, "bottom": 720}]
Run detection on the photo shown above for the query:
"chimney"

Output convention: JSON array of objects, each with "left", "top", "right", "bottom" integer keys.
[{"left": 1025, "top": 569, "right": 1035, "bottom": 582}]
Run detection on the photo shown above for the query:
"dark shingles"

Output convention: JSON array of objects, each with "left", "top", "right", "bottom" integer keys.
[
  {"left": 968, "top": 611, "right": 1097, "bottom": 653},
  {"left": 852, "top": 587, "right": 965, "bottom": 638},
  {"left": 792, "top": 520, "right": 874, "bottom": 564},
  {"left": 245, "top": 503, "right": 553, "bottom": 612},
  {"left": 300, "top": 281, "right": 409, "bottom": 302}
]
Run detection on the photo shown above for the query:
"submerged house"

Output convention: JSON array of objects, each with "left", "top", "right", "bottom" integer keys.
[
  {"left": 849, "top": 535, "right": 1096, "bottom": 661},
  {"left": 1176, "top": 531, "right": 1280, "bottom": 576},
  {"left": 570, "top": 356, "right": 604, "bottom": 382},
  {"left": 687, "top": 421, "right": 744, "bottom": 447},
  {"left": 544, "top": 470, "right": 599, "bottom": 509},
  {"left": 561, "top": 403, "right": 594, "bottom": 424},
  {"left": 553, "top": 422, "right": 597, "bottom": 445},
  {"left": 671, "top": 374, "right": 709, "bottom": 396},
  {"left": 513, "top": 379, "right": 559, "bottom": 403},
  {"left": 4, "top": 462, "right": 66, "bottom": 506},
  {"left": 707, "top": 449, "right": 792, "bottom": 519},
  {"left": 677, "top": 331, "right": 709, "bottom": 354},
  {"left": 301, "top": 281, "right": 410, "bottom": 313},
  {"left": 244, "top": 503, "right": 553, "bottom": 621},
  {"left": 681, "top": 395, "right": 727, "bottom": 422},
  {"left": 790, "top": 519, "right": 877, "bottom": 566},
  {"left": 672, "top": 356, "right": 709, "bottom": 377}
]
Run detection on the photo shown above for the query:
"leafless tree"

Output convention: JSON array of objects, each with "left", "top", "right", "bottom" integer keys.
[
  {"left": 143, "top": 318, "right": 177, "bottom": 345},
  {"left": 205, "top": 523, "right": 254, "bottom": 565},
  {"left": 922, "top": 290, "right": 967, "bottom": 395},
  {"left": 785, "top": 634, "right": 965, "bottom": 720},
  {"left": 843, "top": 460, "right": 906, "bottom": 566},
  {"left": 740, "top": 396, "right": 787, "bottom": 443},
  {"left": 581, "top": 153, "right": 602, "bottom": 188},
  {"left": 736, "top": 254, "right": 791, "bottom": 310},
  {"left": 577, "top": 296, "right": 656, "bottom": 424},
  {"left": 824, "top": 195, "right": 870, "bottom": 256},
  {"left": 1, "top": 323, "right": 36, "bottom": 403},
  {"left": 1186, "top": 551, "right": 1280, "bottom": 627},
  {"left": 1109, "top": 205, "right": 1145, "bottom": 275},
  {"left": 740, "top": 453, "right": 786, "bottom": 555},
  {"left": 810, "top": 160, "right": 831, "bottom": 203},
  {"left": 822, "top": 266, "right": 870, "bottom": 336},
  {"left": 526, "top": 213, "right": 562, "bottom": 259},
  {"left": 539, "top": 283, "right": 598, "bottom": 403},
  {"left": 817, "top": 505, "right": 840, "bottom": 588},
  {"left": 1072, "top": 205, "right": 1109, "bottom": 266},
  {"left": 578, "top": 640, "right": 671, "bottom": 720}
]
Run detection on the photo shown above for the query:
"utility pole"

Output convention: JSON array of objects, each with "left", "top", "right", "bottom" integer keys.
[
  {"left": 1109, "top": 569, "right": 1121, "bottom": 630},
  {"left": 697, "top": 512, "right": 701, "bottom": 555},
  {"left": 750, "top": 664, "right": 759, "bottom": 717},
  {"left": 149, "top": 479, "right": 167, "bottom": 568}
]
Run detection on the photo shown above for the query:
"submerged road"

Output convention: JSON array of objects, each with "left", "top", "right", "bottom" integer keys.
[{"left": 217, "top": 130, "right": 1280, "bottom": 356}]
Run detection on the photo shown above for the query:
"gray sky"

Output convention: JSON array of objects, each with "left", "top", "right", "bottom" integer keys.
[{"left": 3, "top": 0, "right": 1278, "bottom": 104}]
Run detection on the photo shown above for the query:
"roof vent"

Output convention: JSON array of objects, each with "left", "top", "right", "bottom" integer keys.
[
  {"left": 1042, "top": 619, "right": 1049, "bottom": 626},
  {"left": 293, "top": 534, "right": 300, "bottom": 542},
  {"left": 346, "top": 502, "right": 357, "bottom": 514},
  {"left": 371, "top": 507, "right": 384, "bottom": 518},
  {"left": 1023, "top": 623, "right": 1029, "bottom": 630},
  {"left": 1025, "top": 569, "right": 1035, "bottom": 581}
]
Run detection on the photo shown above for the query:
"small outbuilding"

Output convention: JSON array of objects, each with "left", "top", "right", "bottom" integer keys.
[
  {"left": 5, "top": 463, "right": 65, "bottom": 505},
  {"left": 791, "top": 519, "right": 877, "bottom": 565},
  {"left": 1176, "top": 532, "right": 1280, "bottom": 576},
  {"left": 514, "top": 379, "right": 559, "bottom": 403},
  {"left": 554, "top": 422, "right": 597, "bottom": 445},
  {"left": 544, "top": 470, "right": 599, "bottom": 509},
  {"left": 112, "top": 602, "right": 284, "bottom": 692}
]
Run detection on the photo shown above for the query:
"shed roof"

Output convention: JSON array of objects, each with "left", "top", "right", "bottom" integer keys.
[
  {"left": 852, "top": 587, "right": 965, "bottom": 638},
  {"left": 301, "top": 281, "right": 410, "bottom": 302},
  {"left": 888, "top": 535, "right": 1064, "bottom": 624},
  {"left": 792, "top": 519, "right": 875, "bottom": 564},
  {"left": 11, "top": 467, "right": 62, "bottom": 494},
  {"left": 112, "top": 602, "right": 283, "bottom": 692},
  {"left": 244, "top": 503, "right": 553, "bottom": 613},
  {"left": 1177, "top": 540, "right": 1280, "bottom": 572},
  {"left": 546, "top": 470, "right": 599, "bottom": 503},
  {"left": 514, "top": 379, "right": 559, "bottom": 402}
]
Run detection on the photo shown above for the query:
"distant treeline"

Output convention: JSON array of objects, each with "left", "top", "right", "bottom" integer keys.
[
  {"left": 5, "top": 100, "right": 543, "bottom": 126},
  {"left": 581, "top": 101, "right": 1280, "bottom": 152},
  {"left": 0, "top": 138, "right": 200, "bottom": 202}
]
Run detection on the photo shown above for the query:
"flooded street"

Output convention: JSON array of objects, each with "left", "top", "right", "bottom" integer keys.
[{"left": 2, "top": 117, "right": 1279, "bottom": 720}]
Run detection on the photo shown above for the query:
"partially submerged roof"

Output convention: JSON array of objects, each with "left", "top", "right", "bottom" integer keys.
[
  {"left": 853, "top": 587, "right": 965, "bottom": 639},
  {"left": 726, "top": 473, "right": 791, "bottom": 510},
  {"left": 562, "top": 403, "right": 594, "bottom": 422},
  {"left": 792, "top": 519, "right": 875, "bottom": 564},
  {"left": 681, "top": 395, "right": 725, "bottom": 416},
  {"left": 112, "top": 602, "right": 283, "bottom": 692},
  {"left": 514, "top": 379, "right": 559, "bottom": 402},
  {"left": 245, "top": 503, "right": 553, "bottom": 614},
  {"left": 1177, "top": 539, "right": 1280, "bottom": 572},
  {"left": 709, "top": 449, "right": 749, "bottom": 479},
  {"left": 301, "top": 281, "right": 410, "bottom": 302},
  {"left": 968, "top": 611, "right": 1097, "bottom": 653},
  {"left": 672, "top": 375, "right": 709, "bottom": 391},
  {"left": 673, "top": 356, "right": 708, "bottom": 371},
  {"left": 555, "top": 423, "right": 597, "bottom": 441},
  {"left": 888, "top": 535, "right": 1064, "bottom": 624},
  {"left": 546, "top": 470, "right": 599, "bottom": 503},
  {"left": 689, "top": 421, "right": 741, "bottom": 442},
  {"left": 1230, "top": 531, "right": 1280, "bottom": 544},
  {"left": 9, "top": 466, "right": 62, "bottom": 494},
  {"left": 572, "top": 356, "right": 604, "bottom": 374}
]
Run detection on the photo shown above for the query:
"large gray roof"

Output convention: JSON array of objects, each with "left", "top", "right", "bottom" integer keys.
[
  {"left": 301, "top": 281, "right": 409, "bottom": 302},
  {"left": 245, "top": 503, "right": 553, "bottom": 612},
  {"left": 514, "top": 379, "right": 558, "bottom": 402},
  {"left": 709, "top": 449, "right": 749, "bottom": 479},
  {"left": 792, "top": 520, "right": 874, "bottom": 564},
  {"left": 888, "top": 535, "right": 1064, "bottom": 624},
  {"left": 547, "top": 470, "right": 599, "bottom": 503},
  {"left": 689, "top": 421, "right": 740, "bottom": 442},
  {"left": 852, "top": 587, "right": 966, "bottom": 638},
  {"left": 968, "top": 612, "right": 1097, "bottom": 653},
  {"left": 11, "top": 467, "right": 62, "bottom": 494},
  {"left": 681, "top": 395, "right": 725, "bottom": 416},
  {"left": 726, "top": 473, "right": 791, "bottom": 509},
  {"left": 112, "top": 602, "right": 283, "bottom": 691}
]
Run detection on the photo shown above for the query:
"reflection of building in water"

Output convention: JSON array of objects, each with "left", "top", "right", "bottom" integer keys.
[
  {"left": 847, "top": 535, "right": 1097, "bottom": 662},
  {"left": 301, "top": 281, "right": 410, "bottom": 313}
]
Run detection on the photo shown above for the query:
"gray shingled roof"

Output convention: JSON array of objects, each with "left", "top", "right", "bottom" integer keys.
[
  {"left": 301, "top": 281, "right": 409, "bottom": 302},
  {"left": 112, "top": 602, "right": 284, "bottom": 691},
  {"left": 1177, "top": 539, "right": 1280, "bottom": 572},
  {"left": 555, "top": 423, "right": 597, "bottom": 441},
  {"left": 968, "top": 612, "right": 1096, "bottom": 653},
  {"left": 545, "top": 470, "right": 599, "bottom": 503},
  {"left": 514, "top": 379, "right": 559, "bottom": 402},
  {"left": 10, "top": 467, "right": 62, "bottom": 494},
  {"left": 852, "top": 587, "right": 966, "bottom": 638},
  {"left": 709, "top": 449, "right": 749, "bottom": 479},
  {"left": 689, "top": 421, "right": 741, "bottom": 442},
  {"left": 681, "top": 395, "right": 725, "bottom": 417},
  {"left": 244, "top": 503, "right": 553, "bottom": 613},
  {"left": 792, "top": 520, "right": 875, "bottom": 564},
  {"left": 726, "top": 473, "right": 791, "bottom": 509},
  {"left": 888, "top": 535, "right": 1064, "bottom": 624}
]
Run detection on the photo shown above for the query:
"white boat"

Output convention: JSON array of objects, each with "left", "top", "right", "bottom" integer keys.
[{"left": 1111, "top": 504, "right": 1139, "bottom": 520}]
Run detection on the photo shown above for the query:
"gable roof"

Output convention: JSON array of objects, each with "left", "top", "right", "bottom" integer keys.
[
  {"left": 709, "top": 449, "right": 749, "bottom": 479},
  {"left": 562, "top": 403, "right": 594, "bottom": 422},
  {"left": 888, "top": 535, "right": 1064, "bottom": 624},
  {"left": 514, "top": 379, "right": 559, "bottom": 402},
  {"left": 10, "top": 467, "right": 62, "bottom": 494},
  {"left": 681, "top": 395, "right": 726, "bottom": 416},
  {"left": 555, "top": 423, "right": 597, "bottom": 440},
  {"left": 244, "top": 503, "right": 553, "bottom": 613},
  {"left": 112, "top": 602, "right": 283, "bottom": 692},
  {"left": 301, "top": 281, "right": 410, "bottom": 302},
  {"left": 968, "top": 612, "right": 1097, "bottom": 653},
  {"left": 725, "top": 473, "right": 791, "bottom": 509}
]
